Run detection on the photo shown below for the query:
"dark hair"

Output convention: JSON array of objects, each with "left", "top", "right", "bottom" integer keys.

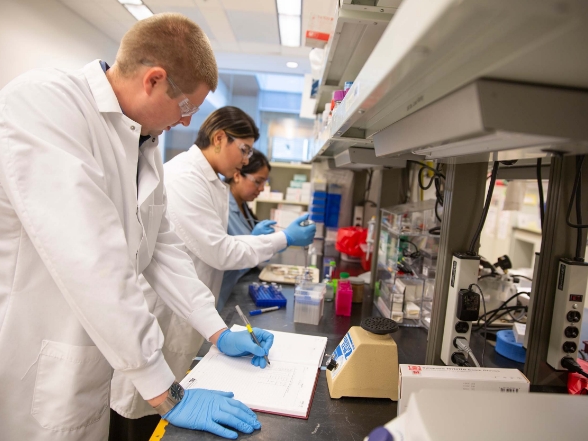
[
  {"left": 225, "top": 149, "right": 271, "bottom": 184},
  {"left": 195, "top": 106, "right": 259, "bottom": 149}
]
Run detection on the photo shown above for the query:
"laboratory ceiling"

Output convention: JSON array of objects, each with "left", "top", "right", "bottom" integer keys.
[{"left": 57, "top": 0, "right": 335, "bottom": 75}]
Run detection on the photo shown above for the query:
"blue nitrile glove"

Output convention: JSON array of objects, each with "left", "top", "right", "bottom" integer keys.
[
  {"left": 251, "top": 220, "right": 277, "bottom": 236},
  {"left": 216, "top": 328, "right": 274, "bottom": 369},
  {"left": 163, "top": 388, "right": 261, "bottom": 439},
  {"left": 283, "top": 214, "right": 316, "bottom": 247}
]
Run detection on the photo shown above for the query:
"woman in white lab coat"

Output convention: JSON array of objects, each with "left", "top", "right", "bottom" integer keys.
[
  {"left": 217, "top": 149, "right": 274, "bottom": 310},
  {"left": 110, "top": 107, "right": 316, "bottom": 424}
]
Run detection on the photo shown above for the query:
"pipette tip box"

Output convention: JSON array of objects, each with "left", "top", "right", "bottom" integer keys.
[{"left": 294, "top": 283, "right": 326, "bottom": 325}]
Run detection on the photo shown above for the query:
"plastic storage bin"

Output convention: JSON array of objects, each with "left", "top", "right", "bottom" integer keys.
[{"left": 294, "top": 282, "right": 326, "bottom": 325}]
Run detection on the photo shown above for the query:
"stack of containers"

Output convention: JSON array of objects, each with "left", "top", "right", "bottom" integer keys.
[
  {"left": 285, "top": 174, "right": 309, "bottom": 203},
  {"left": 294, "top": 282, "right": 326, "bottom": 325},
  {"left": 309, "top": 180, "right": 327, "bottom": 238},
  {"left": 325, "top": 184, "right": 342, "bottom": 227}
]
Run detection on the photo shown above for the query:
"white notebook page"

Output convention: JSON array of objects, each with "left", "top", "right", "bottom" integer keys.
[
  {"left": 180, "top": 351, "right": 319, "bottom": 417},
  {"left": 230, "top": 325, "right": 327, "bottom": 368}
]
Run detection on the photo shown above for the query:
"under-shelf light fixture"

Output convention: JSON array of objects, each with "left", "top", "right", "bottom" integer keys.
[
  {"left": 117, "top": 0, "right": 154, "bottom": 21},
  {"left": 277, "top": 0, "right": 301, "bottom": 47}
]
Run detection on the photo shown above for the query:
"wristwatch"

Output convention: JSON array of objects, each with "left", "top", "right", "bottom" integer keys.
[{"left": 153, "top": 381, "right": 185, "bottom": 416}]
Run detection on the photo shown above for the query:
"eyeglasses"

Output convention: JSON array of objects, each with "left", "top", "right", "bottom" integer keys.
[
  {"left": 166, "top": 76, "right": 200, "bottom": 117},
  {"left": 242, "top": 173, "right": 266, "bottom": 188},
  {"left": 237, "top": 143, "right": 253, "bottom": 159}
]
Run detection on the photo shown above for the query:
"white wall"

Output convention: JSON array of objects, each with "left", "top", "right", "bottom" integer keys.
[
  {"left": 1, "top": 0, "right": 118, "bottom": 88},
  {"left": 231, "top": 95, "right": 260, "bottom": 128}
]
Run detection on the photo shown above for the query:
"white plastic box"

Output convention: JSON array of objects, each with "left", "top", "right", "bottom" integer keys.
[
  {"left": 398, "top": 364, "right": 529, "bottom": 415},
  {"left": 294, "top": 282, "right": 326, "bottom": 325}
]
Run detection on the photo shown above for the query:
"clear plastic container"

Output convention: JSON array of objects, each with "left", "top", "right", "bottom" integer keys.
[
  {"left": 421, "top": 250, "right": 438, "bottom": 278},
  {"left": 349, "top": 277, "right": 365, "bottom": 304},
  {"left": 294, "top": 282, "right": 326, "bottom": 325},
  {"left": 335, "top": 273, "right": 352, "bottom": 316},
  {"left": 323, "top": 261, "right": 336, "bottom": 302}
]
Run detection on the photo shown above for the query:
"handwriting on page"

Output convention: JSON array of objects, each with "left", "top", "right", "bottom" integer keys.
[{"left": 183, "top": 354, "right": 317, "bottom": 416}]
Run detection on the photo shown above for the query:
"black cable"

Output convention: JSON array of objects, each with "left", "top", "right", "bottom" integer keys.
[
  {"left": 509, "top": 274, "right": 533, "bottom": 282},
  {"left": 468, "top": 161, "right": 500, "bottom": 255},
  {"left": 575, "top": 155, "right": 584, "bottom": 261},
  {"left": 474, "top": 291, "right": 529, "bottom": 330},
  {"left": 561, "top": 357, "right": 588, "bottom": 379},
  {"left": 475, "top": 305, "right": 527, "bottom": 330},
  {"left": 537, "top": 158, "right": 545, "bottom": 228},
  {"left": 400, "top": 239, "right": 419, "bottom": 254},
  {"left": 469, "top": 283, "right": 488, "bottom": 367},
  {"left": 566, "top": 155, "right": 588, "bottom": 228}
]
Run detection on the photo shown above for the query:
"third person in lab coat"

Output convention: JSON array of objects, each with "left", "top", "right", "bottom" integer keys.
[{"left": 110, "top": 106, "right": 316, "bottom": 425}]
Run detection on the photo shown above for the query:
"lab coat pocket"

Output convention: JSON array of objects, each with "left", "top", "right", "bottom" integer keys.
[
  {"left": 31, "top": 340, "right": 112, "bottom": 431},
  {"left": 146, "top": 204, "right": 165, "bottom": 257}
]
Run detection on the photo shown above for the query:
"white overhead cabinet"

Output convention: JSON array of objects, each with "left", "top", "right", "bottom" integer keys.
[{"left": 312, "top": 0, "right": 588, "bottom": 163}]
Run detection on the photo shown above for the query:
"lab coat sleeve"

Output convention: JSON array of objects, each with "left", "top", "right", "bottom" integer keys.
[
  {"left": 0, "top": 77, "right": 174, "bottom": 400},
  {"left": 165, "top": 171, "right": 288, "bottom": 271},
  {"left": 141, "top": 195, "right": 227, "bottom": 339}
]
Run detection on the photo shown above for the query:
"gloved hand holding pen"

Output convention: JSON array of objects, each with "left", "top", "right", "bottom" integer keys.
[
  {"left": 251, "top": 219, "right": 276, "bottom": 236},
  {"left": 216, "top": 328, "right": 274, "bottom": 368},
  {"left": 163, "top": 388, "right": 261, "bottom": 439},
  {"left": 283, "top": 214, "right": 316, "bottom": 247}
]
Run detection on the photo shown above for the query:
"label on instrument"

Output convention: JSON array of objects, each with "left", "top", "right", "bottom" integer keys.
[{"left": 331, "top": 332, "right": 355, "bottom": 379}]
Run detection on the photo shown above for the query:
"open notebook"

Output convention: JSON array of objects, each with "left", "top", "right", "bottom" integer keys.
[{"left": 180, "top": 325, "right": 327, "bottom": 419}]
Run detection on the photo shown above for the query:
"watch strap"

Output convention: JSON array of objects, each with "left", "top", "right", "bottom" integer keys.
[{"left": 153, "top": 382, "right": 184, "bottom": 416}]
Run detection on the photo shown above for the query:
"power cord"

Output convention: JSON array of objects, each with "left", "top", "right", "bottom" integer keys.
[
  {"left": 468, "top": 161, "right": 500, "bottom": 255},
  {"left": 451, "top": 352, "right": 471, "bottom": 367},
  {"left": 561, "top": 357, "right": 588, "bottom": 379},
  {"left": 469, "top": 283, "right": 488, "bottom": 367},
  {"left": 565, "top": 155, "right": 586, "bottom": 261},
  {"left": 537, "top": 158, "right": 545, "bottom": 228},
  {"left": 454, "top": 337, "right": 481, "bottom": 367}
]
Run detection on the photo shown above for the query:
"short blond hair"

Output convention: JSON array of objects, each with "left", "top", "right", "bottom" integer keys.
[{"left": 116, "top": 13, "right": 217, "bottom": 94}]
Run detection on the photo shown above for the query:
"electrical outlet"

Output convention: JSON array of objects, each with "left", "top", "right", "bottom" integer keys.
[
  {"left": 440, "top": 253, "right": 480, "bottom": 366},
  {"left": 547, "top": 258, "right": 588, "bottom": 370}
]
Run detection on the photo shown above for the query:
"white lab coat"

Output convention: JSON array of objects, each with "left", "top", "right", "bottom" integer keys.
[
  {"left": 110, "top": 146, "right": 288, "bottom": 418},
  {"left": 0, "top": 61, "right": 225, "bottom": 440}
]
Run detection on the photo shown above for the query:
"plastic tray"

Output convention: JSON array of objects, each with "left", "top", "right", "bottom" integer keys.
[{"left": 248, "top": 283, "right": 287, "bottom": 308}]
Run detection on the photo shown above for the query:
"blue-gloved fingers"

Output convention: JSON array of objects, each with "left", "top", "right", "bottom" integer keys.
[
  {"left": 293, "top": 213, "right": 310, "bottom": 224},
  {"left": 252, "top": 328, "right": 274, "bottom": 353},
  {"left": 227, "top": 397, "right": 259, "bottom": 420},
  {"left": 205, "top": 421, "right": 238, "bottom": 439},
  {"left": 215, "top": 414, "right": 256, "bottom": 435},
  {"left": 252, "top": 356, "right": 267, "bottom": 368},
  {"left": 209, "top": 390, "right": 234, "bottom": 398},
  {"left": 220, "top": 401, "right": 261, "bottom": 430}
]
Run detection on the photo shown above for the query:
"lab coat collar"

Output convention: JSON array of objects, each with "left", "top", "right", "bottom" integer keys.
[
  {"left": 190, "top": 146, "right": 222, "bottom": 182},
  {"left": 82, "top": 60, "right": 126, "bottom": 114}
]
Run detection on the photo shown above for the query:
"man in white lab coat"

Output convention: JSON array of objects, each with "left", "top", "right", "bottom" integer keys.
[{"left": 0, "top": 13, "right": 272, "bottom": 441}]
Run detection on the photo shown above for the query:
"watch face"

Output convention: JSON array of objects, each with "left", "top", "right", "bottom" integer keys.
[{"left": 170, "top": 382, "right": 185, "bottom": 402}]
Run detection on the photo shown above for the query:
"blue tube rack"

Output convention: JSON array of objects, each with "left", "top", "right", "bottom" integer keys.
[{"left": 249, "top": 282, "right": 287, "bottom": 308}]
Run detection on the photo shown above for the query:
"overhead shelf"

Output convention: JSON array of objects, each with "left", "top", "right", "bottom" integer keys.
[
  {"left": 311, "top": 0, "right": 588, "bottom": 163},
  {"left": 312, "top": 7, "right": 394, "bottom": 114}
]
